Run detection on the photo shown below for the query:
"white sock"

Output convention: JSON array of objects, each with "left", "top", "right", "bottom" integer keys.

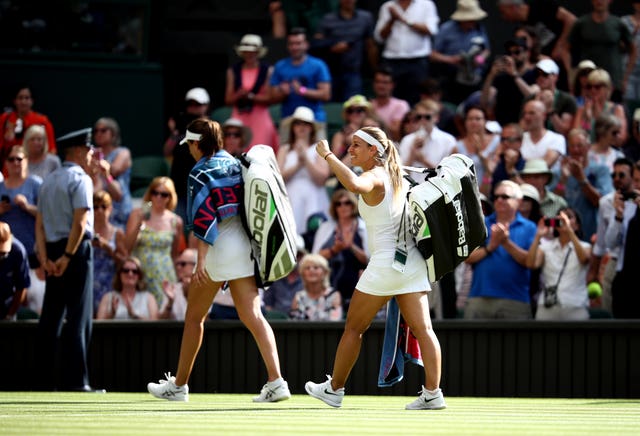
[
  {"left": 425, "top": 387, "right": 441, "bottom": 396},
  {"left": 267, "top": 377, "right": 284, "bottom": 387}
]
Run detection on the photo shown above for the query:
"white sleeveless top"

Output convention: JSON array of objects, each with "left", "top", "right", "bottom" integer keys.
[
  {"left": 282, "top": 145, "right": 330, "bottom": 232},
  {"left": 356, "top": 168, "right": 430, "bottom": 296}
]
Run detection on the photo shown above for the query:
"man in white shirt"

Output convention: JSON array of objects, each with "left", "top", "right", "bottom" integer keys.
[
  {"left": 374, "top": 0, "right": 439, "bottom": 105},
  {"left": 520, "top": 99, "right": 566, "bottom": 171},
  {"left": 605, "top": 160, "right": 640, "bottom": 318},
  {"left": 399, "top": 99, "right": 455, "bottom": 170},
  {"left": 589, "top": 157, "right": 634, "bottom": 314}
]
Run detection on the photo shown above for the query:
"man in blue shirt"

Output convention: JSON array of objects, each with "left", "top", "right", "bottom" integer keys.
[
  {"left": 270, "top": 27, "right": 332, "bottom": 139},
  {"left": 0, "top": 222, "right": 30, "bottom": 320},
  {"left": 464, "top": 181, "right": 537, "bottom": 319}
]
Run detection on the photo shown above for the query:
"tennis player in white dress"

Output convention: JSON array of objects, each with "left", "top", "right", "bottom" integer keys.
[{"left": 305, "top": 126, "right": 446, "bottom": 410}]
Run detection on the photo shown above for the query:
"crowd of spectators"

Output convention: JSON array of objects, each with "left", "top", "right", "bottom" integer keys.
[{"left": 2, "top": 0, "right": 640, "bottom": 322}]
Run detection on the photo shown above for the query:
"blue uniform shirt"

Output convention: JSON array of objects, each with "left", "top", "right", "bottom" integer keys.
[{"left": 37, "top": 162, "right": 94, "bottom": 242}]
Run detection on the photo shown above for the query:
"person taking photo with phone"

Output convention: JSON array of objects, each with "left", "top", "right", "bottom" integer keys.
[{"left": 526, "top": 207, "right": 591, "bottom": 320}]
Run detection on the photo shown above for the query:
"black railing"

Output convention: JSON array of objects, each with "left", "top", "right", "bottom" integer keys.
[{"left": 2, "top": 320, "right": 638, "bottom": 398}]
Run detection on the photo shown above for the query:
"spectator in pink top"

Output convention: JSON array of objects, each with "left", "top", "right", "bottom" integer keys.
[
  {"left": 225, "top": 34, "right": 279, "bottom": 152},
  {"left": 370, "top": 66, "right": 410, "bottom": 142}
]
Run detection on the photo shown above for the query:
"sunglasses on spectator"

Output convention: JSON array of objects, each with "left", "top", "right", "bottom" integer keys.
[
  {"left": 335, "top": 200, "right": 353, "bottom": 207},
  {"left": 413, "top": 113, "right": 433, "bottom": 121},
  {"left": 292, "top": 120, "right": 312, "bottom": 127},
  {"left": 151, "top": 190, "right": 170, "bottom": 198},
  {"left": 176, "top": 261, "right": 196, "bottom": 267},
  {"left": 224, "top": 131, "right": 242, "bottom": 138},
  {"left": 500, "top": 136, "right": 521, "bottom": 143},
  {"left": 345, "top": 107, "right": 366, "bottom": 115},
  {"left": 586, "top": 83, "right": 606, "bottom": 90},
  {"left": 611, "top": 172, "right": 628, "bottom": 179},
  {"left": 7, "top": 156, "right": 24, "bottom": 163},
  {"left": 494, "top": 193, "right": 514, "bottom": 200},
  {"left": 121, "top": 267, "right": 140, "bottom": 275}
]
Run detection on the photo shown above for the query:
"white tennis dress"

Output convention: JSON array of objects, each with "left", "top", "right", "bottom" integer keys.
[
  {"left": 204, "top": 215, "right": 254, "bottom": 282},
  {"left": 356, "top": 168, "right": 430, "bottom": 296}
]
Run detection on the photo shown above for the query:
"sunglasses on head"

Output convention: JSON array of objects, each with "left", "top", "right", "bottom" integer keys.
[
  {"left": 121, "top": 267, "right": 140, "bottom": 275},
  {"left": 176, "top": 260, "right": 196, "bottom": 267},
  {"left": 7, "top": 156, "right": 24, "bottom": 163},
  {"left": 345, "top": 107, "right": 366, "bottom": 115},
  {"left": 611, "top": 171, "right": 628, "bottom": 179},
  {"left": 494, "top": 193, "right": 514, "bottom": 200},
  {"left": 151, "top": 190, "right": 170, "bottom": 198},
  {"left": 224, "top": 131, "right": 242, "bottom": 138},
  {"left": 414, "top": 113, "right": 433, "bottom": 121}
]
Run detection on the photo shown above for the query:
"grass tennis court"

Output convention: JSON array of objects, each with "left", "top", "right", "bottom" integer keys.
[{"left": 1, "top": 392, "right": 638, "bottom": 435}]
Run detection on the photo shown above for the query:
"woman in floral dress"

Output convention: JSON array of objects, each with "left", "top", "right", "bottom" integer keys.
[{"left": 125, "top": 177, "right": 183, "bottom": 304}]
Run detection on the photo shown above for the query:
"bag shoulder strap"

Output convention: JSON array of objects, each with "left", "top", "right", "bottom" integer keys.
[
  {"left": 402, "top": 165, "right": 437, "bottom": 192},
  {"left": 553, "top": 246, "right": 572, "bottom": 287}
]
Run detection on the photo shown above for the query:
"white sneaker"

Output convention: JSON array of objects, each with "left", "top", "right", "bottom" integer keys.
[
  {"left": 147, "top": 372, "right": 189, "bottom": 402},
  {"left": 305, "top": 375, "right": 345, "bottom": 408},
  {"left": 405, "top": 386, "right": 446, "bottom": 410},
  {"left": 252, "top": 378, "right": 291, "bottom": 403}
]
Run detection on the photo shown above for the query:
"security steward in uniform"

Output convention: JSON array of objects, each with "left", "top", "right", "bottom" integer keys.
[{"left": 35, "top": 128, "right": 99, "bottom": 391}]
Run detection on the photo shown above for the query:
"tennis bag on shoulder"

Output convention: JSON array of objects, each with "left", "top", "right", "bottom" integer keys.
[
  {"left": 404, "top": 154, "right": 487, "bottom": 283},
  {"left": 238, "top": 145, "right": 298, "bottom": 285}
]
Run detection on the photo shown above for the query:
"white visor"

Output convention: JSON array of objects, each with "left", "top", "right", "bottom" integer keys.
[{"left": 179, "top": 130, "right": 203, "bottom": 145}]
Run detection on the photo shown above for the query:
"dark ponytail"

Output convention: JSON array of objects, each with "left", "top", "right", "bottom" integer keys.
[{"left": 185, "top": 118, "right": 223, "bottom": 156}]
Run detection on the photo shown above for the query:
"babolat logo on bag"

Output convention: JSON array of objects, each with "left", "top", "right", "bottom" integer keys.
[
  {"left": 249, "top": 180, "right": 271, "bottom": 245},
  {"left": 452, "top": 197, "right": 468, "bottom": 257},
  {"left": 405, "top": 154, "right": 486, "bottom": 282},
  {"left": 239, "top": 145, "right": 298, "bottom": 285}
]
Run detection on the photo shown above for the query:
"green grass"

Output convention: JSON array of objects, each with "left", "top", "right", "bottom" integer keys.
[{"left": 1, "top": 392, "right": 638, "bottom": 435}]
